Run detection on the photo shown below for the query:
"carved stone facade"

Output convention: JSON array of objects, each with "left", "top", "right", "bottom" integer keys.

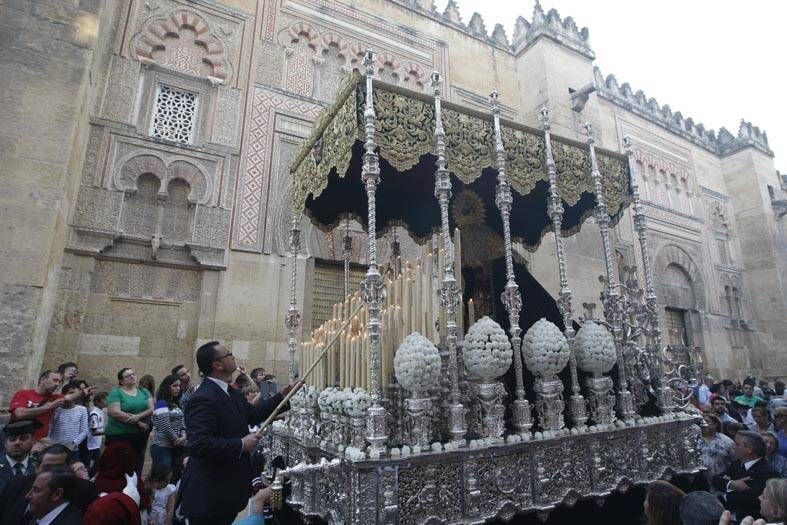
[{"left": 1, "top": 0, "right": 784, "bottom": 397}]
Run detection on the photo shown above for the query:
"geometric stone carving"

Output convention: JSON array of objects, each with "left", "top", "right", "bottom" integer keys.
[
  {"left": 133, "top": 9, "right": 231, "bottom": 83},
  {"left": 193, "top": 205, "right": 231, "bottom": 248},
  {"left": 286, "top": 42, "right": 315, "bottom": 97},
  {"left": 233, "top": 87, "right": 321, "bottom": 251},
  {"left": 121, "top": 173, "right": 161, "bottom": 239},
  {"left": 150, "top": 85, "right": 197, "bottom": 144},
  {"left": 91, "top": 260, "right": 201, "bottom": 303},
  {"left": 72, "top": 187, "right": 124, "bottom": 232}
]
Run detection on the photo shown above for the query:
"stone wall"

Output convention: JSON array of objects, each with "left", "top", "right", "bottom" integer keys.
[{"left": 0, "top": 0, "right": 120, "bottom": 401}]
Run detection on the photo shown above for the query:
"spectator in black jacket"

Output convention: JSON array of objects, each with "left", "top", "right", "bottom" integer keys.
[{"left": 712, "top": 430, "right": 777, "bottom": 520}]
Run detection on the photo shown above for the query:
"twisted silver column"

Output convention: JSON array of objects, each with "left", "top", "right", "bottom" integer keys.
[
  {"left": 541, "top": 108, "right": 586, "bottom": 428},
  {"left": 286, "top": 211, "right": 301, "bottom": 383},
  {"left": 623, "top": 136, "right": 674, "bottom": 413},
  {"left": 343, "top": 219, "right": 351, "bottom": 298},
  {"left": 490, "top": 91, "right": 532, "bottom": 433},
  {"left": 431, "top": 71, "right": 466, "bottom": 445},
  {"left": 360, "top": 50, "right": 388, "bottom": 455},
  {"left": 585, "top": 123, "right": 635, "bottom": 421}
]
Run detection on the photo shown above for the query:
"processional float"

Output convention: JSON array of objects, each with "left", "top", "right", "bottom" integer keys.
[{"left": 260, "top": 51, "right": 701, "bottom": 524}]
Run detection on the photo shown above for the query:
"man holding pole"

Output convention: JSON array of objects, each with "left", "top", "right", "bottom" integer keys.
[{"left": 179, "top": 341, "right": 300, "bottom": 525}]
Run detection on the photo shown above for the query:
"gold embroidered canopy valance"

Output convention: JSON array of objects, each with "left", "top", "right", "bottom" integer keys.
[{"left": 291, "top": 72, "right": 630, "bottom": 248}]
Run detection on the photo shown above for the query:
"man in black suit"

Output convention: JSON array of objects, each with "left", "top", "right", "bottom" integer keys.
[
  {"left": 25, "top": 466, "right": 83, "bottom": 524},
  {"left": 712, "top": 430, "right": 777, "bottom": 520},
  {"left": 179, "top": 341, "right": 299, "bottom": 525},
  {"left": 0, "top": 421, "right": 38, "bottom": 492},
  {"left": 0, "top": 443, "right": 98, "bottom": 524}
]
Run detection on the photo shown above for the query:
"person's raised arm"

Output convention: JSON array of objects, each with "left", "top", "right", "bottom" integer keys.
[{"left": 12, "top": 398, "right": 63, "bottom": 420}]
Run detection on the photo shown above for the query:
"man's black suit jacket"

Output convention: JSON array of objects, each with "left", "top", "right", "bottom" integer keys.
[
  {"left": 0, "top": 459, "right": 35, "bottom": 492},
  {"left": 179, "top": 378, "right": 285, "bottom": 520},
  {"left": 712, "top": 457, "right": 777, "bottom": 519},
  {"left": 48, "top": 503, "right": 83, "bottom": 525},
  {"left": 0, "top": 473, "right": 97, "bottom": 525}
]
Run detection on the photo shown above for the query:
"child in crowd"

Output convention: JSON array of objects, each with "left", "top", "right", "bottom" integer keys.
[
  {"left": 147, "top": 463, "right": 177, "bottom": 525},
  {"left": 88, "top": 391, "right": 107, "bottom": 475},
  {"left": 48, "top": 380, "right": 89, "bottom": 457}
]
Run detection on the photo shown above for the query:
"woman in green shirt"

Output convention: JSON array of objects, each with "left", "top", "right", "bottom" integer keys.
[{"left": 106, "top": 367, "right": 154, "bottom": 474}]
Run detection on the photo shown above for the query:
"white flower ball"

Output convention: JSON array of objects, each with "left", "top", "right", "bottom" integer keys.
[
  {"left": 345, "top": 387, "right": 371, "bottom": 417},
  {"left": 522, "top": 318, "right": 569, "bottom": 378},
  {"left": 574, "top": 321, "right": 617, "bottom": 376},
  {"left": 292, "top": 385, "right": 318, "bottom": 409},
  {"left": 463, "top": 317, "right": 512, "bottom": 381},
  {"left": 394, "top": 332, "right": 441, "bottom": 394}
]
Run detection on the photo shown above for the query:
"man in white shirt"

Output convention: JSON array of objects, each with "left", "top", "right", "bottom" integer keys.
[
  {"left": 697, "top": 374, "right": 714, "bottom": 408},
  {"left": 24, "top": 466, "right": 83, "bottom": 524},
  {"left": 0, "top": 420, "right": 38, "bottom": 491}
]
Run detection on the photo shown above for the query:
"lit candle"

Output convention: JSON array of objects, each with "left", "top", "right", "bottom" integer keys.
[{"left": 468, "top": 298, "right": 475, "bottom": 327}]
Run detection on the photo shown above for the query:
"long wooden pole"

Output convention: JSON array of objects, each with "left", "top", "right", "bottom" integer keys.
[{"left": 256, "top": 302, "right": 365, "bottom": 436}]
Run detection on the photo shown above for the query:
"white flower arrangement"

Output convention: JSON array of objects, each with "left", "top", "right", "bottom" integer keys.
[
  {"left": 463, "top": 317, "right": 512, "bottom": 381},
  {"left": 344, "top": 446, "right": 366, "bottom": 461},
  {"left": 522, "top": 318, "right": 569, "bottom": 378},
  {"left": 574, "top": 321, "right": 617, "bottom": 376},
  {"left": 317, "top": 386, "right": 344, "bottom": 414},
  {"left": 394, "top": 332, "right": 441, "bottom": 395},
  {"left": 343, "top": 387, "right": 371, "bottom": 417},
  {"left": 291, "top": 384, "right": 318, "bottom": 409}
]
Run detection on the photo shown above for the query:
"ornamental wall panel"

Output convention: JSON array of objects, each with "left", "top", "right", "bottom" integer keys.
[{"left": 232, "top": 87, "right": 322, "bottom": 252}]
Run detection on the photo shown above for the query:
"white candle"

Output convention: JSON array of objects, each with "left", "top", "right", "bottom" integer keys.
[{"left": 468, "top": 298, "right": 476, "bottom": 327}]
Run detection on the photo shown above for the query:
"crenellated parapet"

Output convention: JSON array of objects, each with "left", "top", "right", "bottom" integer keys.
[
  {"left": 718, "top": 121, "right": 773, "bottom": 157},
  {"left": 594, "top": 67, "right": 773, "bottom": 158},
  {"left": 511, "top": 1, "right": 594, "bottom": 59}
]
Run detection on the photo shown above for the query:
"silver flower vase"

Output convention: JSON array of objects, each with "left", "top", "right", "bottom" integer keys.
[
  {"left": 534, "top": 377, "right": 565, "bottom": 432},
  {"left": 586, "top": 376, "right": 616, "bottom": 426},
  {"left": 405, "top": 395, "right": 433, "bottom": 449}
]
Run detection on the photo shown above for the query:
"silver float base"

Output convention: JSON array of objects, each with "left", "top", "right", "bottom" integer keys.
[{"left": 265, "top": 414, "right": 701, "bottom": 524}]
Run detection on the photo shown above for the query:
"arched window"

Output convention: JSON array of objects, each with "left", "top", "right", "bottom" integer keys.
[{"left": 121, "top": 173, "right": 160, "bottom": 237}]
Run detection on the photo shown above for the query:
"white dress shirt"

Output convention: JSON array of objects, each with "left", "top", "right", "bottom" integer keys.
[
  {"left": 36, "top": 501, "right": 69, "bottom": 525},
  {"left": 5, "top": 454, "right": 29, "bottom": 475},
  {"left": 206, "top": 377, "right": 230, "bottom": 395}
]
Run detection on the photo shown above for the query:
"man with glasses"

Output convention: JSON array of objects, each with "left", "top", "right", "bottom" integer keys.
[
  {"left": 0, "top": 421, "right": 38, "bottom": 491},
  {"left": 179, "top": 341, "right": 300, "bottom": 525}
]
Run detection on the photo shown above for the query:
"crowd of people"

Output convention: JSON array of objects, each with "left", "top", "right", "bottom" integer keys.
[
  {"left": 3, "top": 355, "right": 787, "bottom": 524},
  {"left": 0, "top": 354, "right": 286, "bottom": 524},
  {"left": 652, "top": 374, "right": 787, "bottom": 525}
]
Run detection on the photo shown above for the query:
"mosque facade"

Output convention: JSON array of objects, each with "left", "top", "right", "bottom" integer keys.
[{"left": 1, "top": 0, "right": 785, "bottom": 397}]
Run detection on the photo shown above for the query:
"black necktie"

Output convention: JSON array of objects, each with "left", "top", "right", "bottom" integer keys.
[{"left": 13, "top": 463, "right": 24, "bottom": 477}]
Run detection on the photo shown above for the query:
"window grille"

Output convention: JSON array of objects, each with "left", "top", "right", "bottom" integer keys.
[{"left": 150, "top": 85, "right": 197, "bottom": 144}]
